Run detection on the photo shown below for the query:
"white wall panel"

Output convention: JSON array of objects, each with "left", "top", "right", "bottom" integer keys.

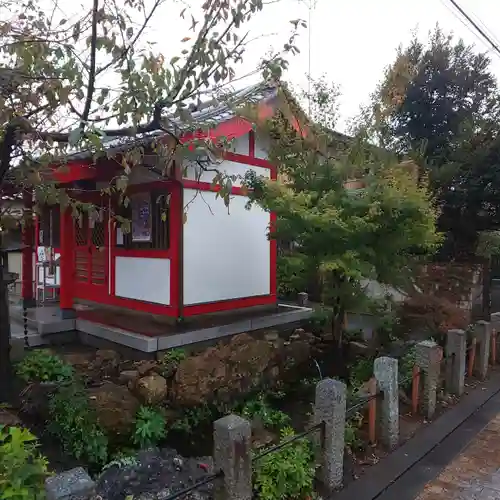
[
  {"left": 183, "top": 159, "right": 270, "bottom": 186},
  {"left": 115, "top": 256, "right": 170, "bottom": 305},
  {"left": 183, "top": 189, "right": 271, "bottom": 305}
]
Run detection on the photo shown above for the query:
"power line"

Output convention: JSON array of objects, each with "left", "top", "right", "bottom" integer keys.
[
  {"left": 439, "top": 0, "right": 491, "bottom": 50},
  {"left": 446, "top": 0, "right": 500, "bottom": 57}
]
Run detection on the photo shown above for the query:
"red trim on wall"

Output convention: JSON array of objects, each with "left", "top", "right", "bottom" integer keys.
[
  {"left": 248, "top": 131, "right": 255, "bottom": 157},
  {"left": 52, "top": 162, "right": 97, "bottom": 183},
  {"left": 269, "top": 164, "right": 278, "bottom": 299},
  {"left": 182, "top": 179, "right": 249, "bottom": 196},
  {"left": 113, "top": 248, "right": 170, "bottom": 258},
  {"left": 180, "top": 116, "right": 253, "bottom": 144},
  {"left": 183, "top": 294, "right": 276, "bottom": 317},
  {"left": 59, "top": 209, "right": 75, "bottom": 310},
  {"left": 75, "top": 284, "right": 179, "bottom": 317},
  {"left": 223, "top": 152, "right": 273, "bottom": 169}
]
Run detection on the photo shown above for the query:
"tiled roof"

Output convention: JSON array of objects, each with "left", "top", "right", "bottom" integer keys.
[{"left": 67, "top": 80, "right": 279, "bottom": 161}]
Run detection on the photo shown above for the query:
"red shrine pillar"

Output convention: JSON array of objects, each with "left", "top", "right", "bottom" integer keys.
[
  {"left": 59, "top": 208, "right": 75, "bottom": 318},
  {"left": 21, "top": 189, "right": 35, "bottom": 307}
]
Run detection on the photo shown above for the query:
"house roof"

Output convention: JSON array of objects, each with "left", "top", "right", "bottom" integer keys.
[{"left": 62, "top": 81, "right": 281, "bottom": 162}]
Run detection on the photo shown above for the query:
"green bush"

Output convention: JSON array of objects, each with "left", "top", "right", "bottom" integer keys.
[
  {"left": 306, "top": 306, "right": 332, "bottom": 335},
  {"left": 0, "top": 425, "right": 49, "bottom": 500},
  {"left": 253, "top": 427, "right": 316, "bottom": 500},
  {"left": 239, "top": 394, "right": 291, "bottom": 430},
  {"left": 132, "top": 406, "right": 167, "bottom": 449},
  {"left": 277, "top": 254, "right": 308, "bottom": 299},
  {"left": 48, "top": 383, "right": 108, "bottom": 467},
  {"left": 15, "top": 349, "right": 73, "bottom": 384}
]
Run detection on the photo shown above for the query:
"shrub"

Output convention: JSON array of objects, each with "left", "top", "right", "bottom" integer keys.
[
  {"left": 239, "top": 394, "right": 291, "bottom": 430},
  {"left": 398, "top": 293, "right": 468, "bottom": 340},
  {"left": 48, "top": 383, "right": 108, "bottom": 467},
  {"left": 158, "top": 348, "right": 187, "bottom": 377},
  {"left": 0, "top": 425, "right": 49, "bottom": 500},
  {"left": 277, "top": 254, "right": 308, "bottom": 299},
  {"left": 132, "top": 406, "right": 167, "bottom": 449},
  {"left": 253, "top": 427, "right": 315, "bottom": 500},
  {"left": 306, "top": 306, "right": 333, "bottom": 335},
  {"left": 15, "top": 349, "right": 73, "bottom": 384}
]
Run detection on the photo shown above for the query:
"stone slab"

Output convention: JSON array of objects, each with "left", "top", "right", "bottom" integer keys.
[{"left": 76, "top": 319, "right": 158, "bottom": 352}]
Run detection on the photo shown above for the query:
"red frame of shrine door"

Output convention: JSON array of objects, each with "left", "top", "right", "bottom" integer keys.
[{"left": 74, "top": 208, "right": 110, "bottom": 300}]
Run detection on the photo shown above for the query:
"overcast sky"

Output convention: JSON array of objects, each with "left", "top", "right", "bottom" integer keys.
[
  {"left": 138, "top": 0, "right": 500, "bottom": 132},
  {"left": 17, "top": 0, "right": 500, "bottom": 133}
]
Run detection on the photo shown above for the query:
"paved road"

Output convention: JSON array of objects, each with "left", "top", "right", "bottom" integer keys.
[{"left": 415, "top": 412, "right": 500, "bottom": 499}]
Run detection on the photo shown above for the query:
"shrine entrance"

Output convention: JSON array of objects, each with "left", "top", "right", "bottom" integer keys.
[{"left": 74, "top": 206, "right": 109, "bottom": 300}]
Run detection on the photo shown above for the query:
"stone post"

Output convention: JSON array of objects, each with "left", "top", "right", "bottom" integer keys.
[
  {"left": 213, "top": 414, "right": 252, "bottom": 500},
  {"left": 445, "top": 329, "right": 466, "bottom": 396},
  {"left": 45, "top": 467, "right": 95, "bottom": 500},
  {"left": 373, "top": 356, "right": 399, "bottom": 450},
  {"left": 415, "top": 340, "right": 443, "bottom": 420},
  {"left": 313, "top": 378, "right": 347, "bottom": 491},
  {"left": 474, "top": 320, "right": 491, "bottom": 380},
  {"left": 297, "top": 292, "right": 309, "bottom": 307}
]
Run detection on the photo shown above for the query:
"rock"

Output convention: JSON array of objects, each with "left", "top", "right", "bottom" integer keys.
[
  {"left": 349, "top": 341, "right": 373, "bottom": 356},
  {"left": 0, "top": 409, "right": 21, "bottom": 427},
  {"left": 119, "top": 370, "right": 140, "bottom": 385},
  {"left": 20, "top": 382, "right": 58, "bottom": 419},
  {"left": 264, "top": 331, "right": 279, "bottom": 342},
  {"left": 297, "top": 329, "right": 316, "bottom": 344},
  {"left": 135, "top": 373, "right": 168, "bottom": 404},
  {"left": 174, "top": 333, "right": 276, "bottom": 406},
  {"left": 136, "top": 360, "right": 158, "bottom": 376},
  {"left": 62, "top": 352, "right": 94, "bottom": 369},
  {"left": 45, "top": 467, "right": 95, "bottom": 500},
  {"left": 95, "top": 349, "right": 120, "bottom": 366},
  {"left": 87, "top": 382, "right": 140, "bottom": 436}
]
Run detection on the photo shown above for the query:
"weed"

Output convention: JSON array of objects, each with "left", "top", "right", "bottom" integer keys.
[
  {"left": 15, "top": 350, "right": 73, "bottom": 384},
  {"left": 0, "top": 425, "right": 49, "bottom": 500},
  {"left": 48, "top": 383, "right": 108, "bottom": 467},
  {"left": 132, "top": 406, "right": 166, "bottom": 449},
  {"left": 253, "top": 426, "right": 316, "bottom": 500},
  {"left": 239, "top": 395, "right": 291, "bottom": 430}
]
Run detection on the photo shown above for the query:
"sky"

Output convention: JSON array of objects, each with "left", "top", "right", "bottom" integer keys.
[
  {"left": 138, "top": 0, "right": 500, "bottom": 133},
  {"left": 8, "top": 0, "right": 500, "bottom": 133}
]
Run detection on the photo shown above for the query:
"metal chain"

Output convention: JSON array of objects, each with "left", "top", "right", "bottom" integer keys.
[{"left": 23, "top": 301, "right": 29, "bottom": 348}]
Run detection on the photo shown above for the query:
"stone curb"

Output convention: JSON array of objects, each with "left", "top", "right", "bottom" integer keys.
[{"left": 332, "top": 371, "right": 500, "bottom": 500}]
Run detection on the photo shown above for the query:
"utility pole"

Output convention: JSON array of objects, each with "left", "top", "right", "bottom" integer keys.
[{"left": 298, "top": 0, "right": 318, "bottom": 115}]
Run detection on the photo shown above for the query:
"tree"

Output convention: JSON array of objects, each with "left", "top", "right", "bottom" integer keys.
[
  {"left": 245, "top": 110, "right": 441, "bottom": 350},
  {"left": 359, "top": 26, "right": 500, "bottom": 257},
  {"left": 0, "top": 0, "right": 303, "bottom": 400}
]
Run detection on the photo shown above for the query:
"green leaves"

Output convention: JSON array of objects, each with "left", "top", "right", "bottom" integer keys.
[
  {"left": 247, "top": 100, "right": 440, "bottom": 315},
  {"left": 132, "top": 406, "right": 167, "bottom": 449},
  {"left": 0, "top": 425, "right": 49, "bottom": 500}
]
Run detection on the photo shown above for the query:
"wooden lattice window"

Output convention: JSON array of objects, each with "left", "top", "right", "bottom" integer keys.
[{"left": 116, "top": 191, "right": 170, "bottom": 250}]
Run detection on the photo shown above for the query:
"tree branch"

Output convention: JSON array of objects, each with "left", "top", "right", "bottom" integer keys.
[{"left": 80, "top": 0, "right": 99, "bottom": 127}]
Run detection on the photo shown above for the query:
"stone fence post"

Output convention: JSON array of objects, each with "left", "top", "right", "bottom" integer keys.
[
  {"left": 313, "top": 378, "right": 347, "bottom": 491},
  {"left": 297, "top": 292, "right": 309, "bottom": 307},
  {"left": 374, "top": 356, "right": 399, "bottom": 450},
  {"left": 445, "top": 329, "right": 466, "bottom": 396},
  {"left": 415, "top": 341, "right": 442, "bottom": 420},
  {"left": 474, "top": 320, "right": 491, "bottom": 380},
  {"left": 213, "top": 414, "right": 252, "bottom": 500}
]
